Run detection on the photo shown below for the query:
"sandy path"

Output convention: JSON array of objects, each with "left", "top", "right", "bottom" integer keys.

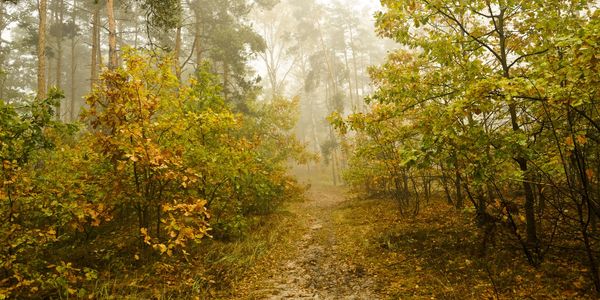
[{"left": 252, "top": 184, "right": 377, "bottom": 299}]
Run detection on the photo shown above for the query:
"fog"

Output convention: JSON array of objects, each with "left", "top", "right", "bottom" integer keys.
[
  {"left": 0, "top": 0, "right": 394, "bottom": 171},
  {"left": 250, "top": 0, "right": 395, "bottom": 159}
]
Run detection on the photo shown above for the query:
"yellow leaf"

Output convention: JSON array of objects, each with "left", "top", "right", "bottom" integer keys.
[
  {"left": 140, "top": 228, "right": 152, "bottom": 245},
  {"left": 565, "top": 136, "right": 574, "bottom": 148}
]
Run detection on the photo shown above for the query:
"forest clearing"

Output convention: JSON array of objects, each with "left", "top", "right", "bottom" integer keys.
[{"left": 1, "top": 0, "right": 599, "bottom": 299}]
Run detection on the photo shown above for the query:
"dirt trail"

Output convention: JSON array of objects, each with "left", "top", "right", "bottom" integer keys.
[{"left": 250, "top": 184, "right": 377, "bottom": 299}]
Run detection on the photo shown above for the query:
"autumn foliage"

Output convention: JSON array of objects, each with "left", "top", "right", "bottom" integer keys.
[
  {"left": 333, "top": 1, "right": 600, "bottom": 295},
  {"left": 0, "top": 50, "right": 307, "bottom": 298}
]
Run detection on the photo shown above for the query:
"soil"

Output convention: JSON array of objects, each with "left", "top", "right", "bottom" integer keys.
[{"left": 242, "top": 184, "right": 378, "bottom": 299}]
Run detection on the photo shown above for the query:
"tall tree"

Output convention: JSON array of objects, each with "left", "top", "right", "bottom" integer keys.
[
  {"left": 254, "top": 1, "right": 296, "bottom": 99},
  {"left": 106, "top": 0, "right": 117, "bottom": 69},
  {"left": 37, "top": 0, "right": 47, "bottom": 99},
  {"left": 375, "top": 0, "right": 554, "bottom": 262},
  {"left": 68, "top": 0, "right": 78, "bottom": 120},
  {"left": 53, "top": 0, "right": 64, "bottom": 118},
  {"left": 90, "top": 1, "right": 99, "bottom": 88}
]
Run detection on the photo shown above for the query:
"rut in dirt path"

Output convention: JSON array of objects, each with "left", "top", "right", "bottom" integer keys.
[{"left": 257, "top": 185, "right": 377, "bottom": 300}]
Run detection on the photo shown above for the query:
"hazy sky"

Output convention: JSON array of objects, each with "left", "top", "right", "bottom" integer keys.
[{"left": 316, "top": 0, "right": 384, "bottom": 15}]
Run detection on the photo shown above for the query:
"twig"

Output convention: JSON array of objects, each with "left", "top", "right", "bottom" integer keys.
[{"left": 483, "top": 262, "right": 501, "bottom": 300}]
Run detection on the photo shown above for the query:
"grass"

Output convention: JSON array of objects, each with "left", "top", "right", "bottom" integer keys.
[
  {"left": 81, "top": 201, "right": 307, "bottom": 299},
  {"left": 50, "top": 167, "right": 316, "bottom": 299}
]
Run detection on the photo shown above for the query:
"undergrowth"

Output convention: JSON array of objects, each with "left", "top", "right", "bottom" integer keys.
[
  {"left": 331, "top": 194, "right": 594, "bottom": 299},
  {"left": 85, "top": 189, "right": 307, "bottom": 299}
]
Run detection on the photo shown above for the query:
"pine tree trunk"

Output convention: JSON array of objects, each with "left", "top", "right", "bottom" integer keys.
[
  {"left": 106, "top": 0, "right": 117, "bottom": 70},
  {"left": 347, "top": 26, "right": 361, "bottom": 111},
  {"left": 0, "top": 4, "right": 7, "bottom": 100},
  {"left": 55, "top": 0, "right": 64, "bottom": 119},
  {"left": 69, "top": 0, "right": 77, "bottom": 121},
  {"left": 174, "top": 25, "right": 182, "bottom": 81},
  {"left": 37, "top": 0, "right": 47, "bottom": 99},
  {"left": 90, "top": 3, "right": 99, "bottom": 89},
  {"left": 342, "top": 45, "right": 355, "bottom": 112},
  {"left": 173, "top": 0, "right": 182, "bottom": 81},
  {"left": 194, "top": 5, "right": 202, "bottom": 67}
]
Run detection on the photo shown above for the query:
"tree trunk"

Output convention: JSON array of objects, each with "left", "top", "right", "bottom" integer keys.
[
  {"left": 55, "top": 0, "right": 64, "bottom": 119},
  {"left": 329, "top": 127, "right": 338, "bottom": 186},
  {"left": 498, "top": 7, "right": 539, "bottom": 256},
  {"left": 455, "top": 167, "right": 464, "bottom": 209},
  {"left": 106, "top": 0, "right": 117, "bottom": 70},
  {"left": 55, "top": 0, "right": 63, "bottom": 89},
  {"left": 117, "top": 7, "right": 125, "bottom": 66},
  {"left": 193, "top": 5, "right": 202, "bottom": 67},
  {"left": 347, "top": 25, "right": 361, "bottom": 111},
  {"left": 0, "top": 4, "right": 5, "bottom": 100},
  {"left": 174, "top": 25, "right": 182, "bottom": 81},
  {"left": 69, "top": 0, "right": 77, "bottom": 121},
  {"left": 37, "top": 0, "right": 48, "bottom": 99},
  {"left": 222, "top": 62, "right": 228, "bottom": 101},
  {"left": 509, "top": 100, "right": 539, "bottom": 252},
  {"left": 440, "top": 165, "right": 453, "bottom": 205},
  {"left": 342, "top": 45, "right": 354, "bottom": 111},
  {"left": 310, "top": 96, "right": 320, "bottom": 153},
  {"left": 90, "top": 3, "right": 99, "bottom": 89},
  {"left": 423, "top": 174, "right": 431, "bottom": 203}
]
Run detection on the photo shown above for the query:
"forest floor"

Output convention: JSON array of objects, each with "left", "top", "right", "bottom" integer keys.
[
  {"left": 228, "top": 174, "right": 592, "bottom": 299},
  {"left": 101, "top": 170, "right": 592, "bottom": 299},
  {"left": 234, "top": 184, "right": 378, "bottom": 299}
]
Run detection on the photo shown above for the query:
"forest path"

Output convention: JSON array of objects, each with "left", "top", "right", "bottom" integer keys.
[{"left": 245, "top": 184, "right": 378, "bottom": 299}]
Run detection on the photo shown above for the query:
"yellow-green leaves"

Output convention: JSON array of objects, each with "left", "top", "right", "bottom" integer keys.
[
  {"left": 1, "top": 46, "right": 308, "bottom": 298},
  {"left": 342, "top": 0, "right": 600, "bottom": 292}
]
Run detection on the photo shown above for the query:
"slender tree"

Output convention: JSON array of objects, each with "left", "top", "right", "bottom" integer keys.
[
  {"left": 106, "top": 0, "right": 117, "bottom": 69},
  {"left": 69, "top": 0, "right": 77, "bottom": 120},
  {"left": 37, "top": 0, "right": 47, "bottom": 99},
  {"left": 90, "top": 1, "right": 99, "bottom": 88}
]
